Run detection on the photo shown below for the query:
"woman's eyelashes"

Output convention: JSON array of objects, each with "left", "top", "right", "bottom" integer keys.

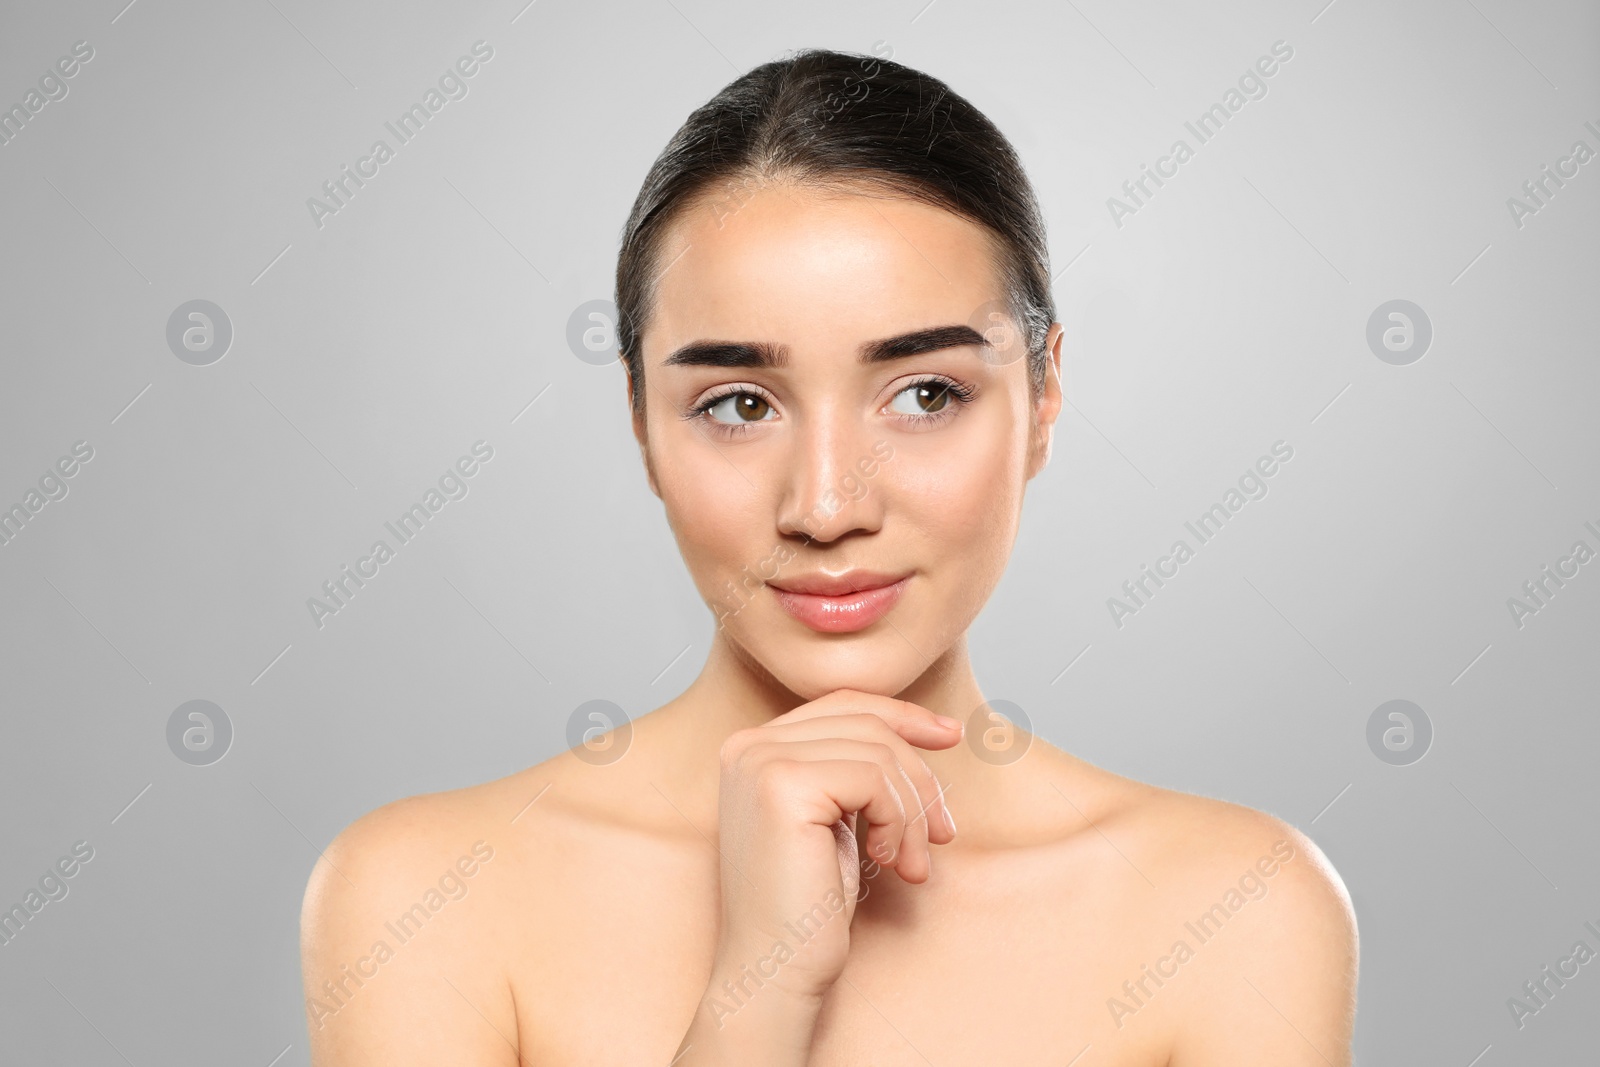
[
  {"left": 887, "top": 377, "right": 976, "bottom": 418},
  {"left": 690, "top": 387, "right": 775, "bottom": 433},
  {"left": 684, "top": 376, "right": 977, "bottom": 438}
]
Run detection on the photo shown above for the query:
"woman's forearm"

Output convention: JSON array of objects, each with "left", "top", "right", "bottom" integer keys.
[{"left": 672, "top": 963, "right": 824, "bottom": 1067}]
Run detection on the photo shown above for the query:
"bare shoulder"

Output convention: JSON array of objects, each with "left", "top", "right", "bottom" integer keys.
[
  {"left": 1030, "top": 747, "right": 1353, "bottom": 933},
  {"left": 1128, "top": 782, "right": 1355, "bottom": 927},
  {"left": 301, "top": 703, "right": 691, "bottom": 954},
  {"left": 297, "top": 758, "right": 578, "bottom": 1065},
  {"left": 1066, "top": 762, "right": 1359, "bottom": 1064},
  {"left": 301, "top": 780, "right": 506, "bottom": 929},
  {"left": 300, "top": 747, "right": 592, "bottom": 948}
]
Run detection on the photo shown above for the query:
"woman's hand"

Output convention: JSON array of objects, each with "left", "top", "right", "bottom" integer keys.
[{"left": 676, "top": 689, "right": 961, "bottom": 1064}]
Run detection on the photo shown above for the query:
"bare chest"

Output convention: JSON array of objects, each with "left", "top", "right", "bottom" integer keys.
[{"left": 508, "top": 850, "right": 1174, "bottom": 1065}]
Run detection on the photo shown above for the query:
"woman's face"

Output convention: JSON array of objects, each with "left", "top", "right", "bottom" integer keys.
[{"left": 629, "top": 180, "right": 1062, "bottom": 701}]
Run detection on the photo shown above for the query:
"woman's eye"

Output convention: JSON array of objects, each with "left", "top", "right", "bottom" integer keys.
[
  {"left": 887, "top": 380, "right": 956, "bottom": 416},
  {"left": 703, "top": 392, "right": 773, "bottom": 424}
]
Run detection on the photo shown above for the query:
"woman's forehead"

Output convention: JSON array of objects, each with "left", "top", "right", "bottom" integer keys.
[{"left": 646, "top": 184, "right": 1007, "bottom": 361}]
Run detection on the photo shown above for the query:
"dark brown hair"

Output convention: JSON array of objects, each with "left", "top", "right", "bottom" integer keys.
[{"left": 614, "top": 47, "right": 1055, "bottom": 416}]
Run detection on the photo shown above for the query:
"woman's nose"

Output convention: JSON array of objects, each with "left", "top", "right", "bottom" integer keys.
[{"left": 774, "top": 412, "right": 884, "bottom": 544}]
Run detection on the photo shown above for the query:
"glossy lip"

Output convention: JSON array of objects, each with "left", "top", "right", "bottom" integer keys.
[{"left": 768, "top": 571, "right": 912, "bottom": 633}]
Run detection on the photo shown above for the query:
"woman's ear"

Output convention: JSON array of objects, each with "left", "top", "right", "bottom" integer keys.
[
  {"left": 625, "top": 365, "right": 662, "bottom": 499},
  {"left": 1026, "top": 322, "right": 1065, "bottom": 481}
]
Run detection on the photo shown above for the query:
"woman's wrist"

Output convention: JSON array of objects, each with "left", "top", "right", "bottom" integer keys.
[{"left": 673, "top": 960, "right": 825, "bottom": 1066}]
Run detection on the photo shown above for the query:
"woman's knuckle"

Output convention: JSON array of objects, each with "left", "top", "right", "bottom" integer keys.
[{"left": 755, "top": 757, "right": 801, "bottom": 800}]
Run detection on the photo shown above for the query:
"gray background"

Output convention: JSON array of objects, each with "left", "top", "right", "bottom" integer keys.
[{"left": 1, "top": 0, "right": 1596, "bottom": 1062}]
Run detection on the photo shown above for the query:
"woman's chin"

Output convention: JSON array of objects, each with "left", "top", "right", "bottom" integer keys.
[{"left": 762, "top": 648, "right": 934, "bottom": 704}]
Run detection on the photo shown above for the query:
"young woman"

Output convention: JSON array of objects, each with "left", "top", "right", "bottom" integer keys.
[{"left": 300, "top": 48, "right": 1358, "bottom": 1065}]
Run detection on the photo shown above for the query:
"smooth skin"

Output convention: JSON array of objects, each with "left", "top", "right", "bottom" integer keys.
[{"left": 300, "top": 180, "right": 1358, "bottom": 1065}]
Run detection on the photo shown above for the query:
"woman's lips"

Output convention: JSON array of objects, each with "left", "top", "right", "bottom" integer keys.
[{"left": 769, "top": 576, "right": 910, "bottom": 633}]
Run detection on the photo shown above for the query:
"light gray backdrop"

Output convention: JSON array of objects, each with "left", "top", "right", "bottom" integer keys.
[{"left": 1, "top": 0, "right": 1596, "bottom": 1062}]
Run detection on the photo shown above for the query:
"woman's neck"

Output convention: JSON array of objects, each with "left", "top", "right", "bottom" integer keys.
[{"left": 644, "top": 628, "right": 1062, "bottom": 845}]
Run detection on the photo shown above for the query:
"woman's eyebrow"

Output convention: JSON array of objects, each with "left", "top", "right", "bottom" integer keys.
[{"left": 661, "top": 324, "right": 988, "bottom": 369}]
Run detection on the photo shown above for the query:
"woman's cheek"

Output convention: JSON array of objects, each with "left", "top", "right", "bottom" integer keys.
[
  {"left": 895, "top": 454, "right": 1000, "bottom": 543},
  {"left": 667, "top": 476, "right": 774, "bottom": 597}
]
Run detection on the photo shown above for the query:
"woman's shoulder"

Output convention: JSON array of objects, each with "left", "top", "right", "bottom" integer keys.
[
  {"left": 1032, "top": 747, "right": 1358, "bottom": 1052},
  {"left": 299, "top": 772, "right": 519, "bottom": 950},
  {"left": 301, "top": 747, "right": 595, "bottom": 904},
  {"left": 300, "top": 730, "right": 668, "bottom": 931},
  {"left": 297, "top": 747, "right": 633, "bottom": 1044},
  {"left": 1031, "top": 741, "right": 1354, "bottom": 917}
]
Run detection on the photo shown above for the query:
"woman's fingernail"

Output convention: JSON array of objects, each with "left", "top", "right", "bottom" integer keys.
[
  {"left": 936, "top": 715, "right": 962, "bottom": 731},
  {"left": 943, "top": 804, "right": 957, "bottom": 835}
]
